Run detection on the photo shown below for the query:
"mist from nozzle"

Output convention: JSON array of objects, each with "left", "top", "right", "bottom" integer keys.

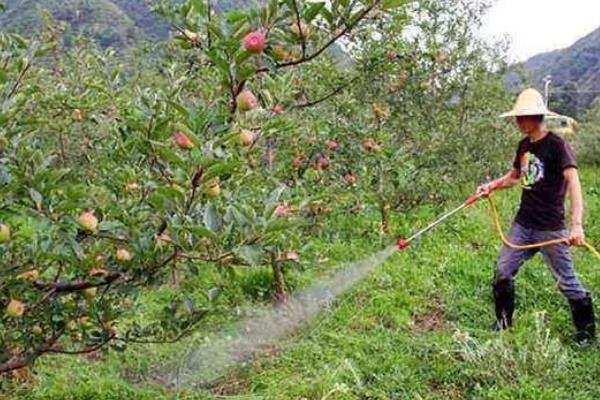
[{"left": 156, "top": 245, "right": 397, "bottom": 389}]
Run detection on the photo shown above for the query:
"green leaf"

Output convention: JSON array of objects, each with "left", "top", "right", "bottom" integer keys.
[
  {"left": 186, "top": 224, "right": 218, "bottom": 241},
  {"left": 168, "top": 101, "right": 189, "bottom": 119},
  {"left": 320, "top": 7, "right": 334, "bottom": 24},
  {"left": 207, "top": 287, "right": 221, "bottom": 302},
  {"left": 225, "top": 205, "right": 247, "bottom": 227},
  {"left": 98, "top": 220, "right": 126, "bottom": 234},
  {"left": 202, "top": 160, "right": 241, "bottom": 183},
  {"left": 264, "top": 185, "right": 286, "bottom": 207},
  {"left": 183, "top": 294, "right": 194, "bottom": 314},
  {"left": 265, "top": 218, "right": 301, "bottom": 233},
  {"left": 69, "top": 238, "right": 84, "bottom": 260},
  {"left": 204, "top": 203, "right": 221, "bottom": 232},
  {"left": 236, "top": 63, "right": 257, "bottom": 82},
  {"left": 191, "top": 0, "right": 207, "bottom": 14},
  {"left": 383, "top": 0, "right": 407, "bottom": 9},
  {"left": 29, "top": 188, "right": 42, "bottom": 209},
  {"left": 235, "top": 245, "right": 264, "bottom": 266},
  {"left": 206, "top": 49, "right": 230, "bottom": 74},
  {"left": 304, "top": 2, "right": 325, "bottom": 23},
  {"left": 111, "top": 340, "right": 127, "bottom": 352}
]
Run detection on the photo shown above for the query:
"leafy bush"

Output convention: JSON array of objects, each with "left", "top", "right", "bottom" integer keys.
[
  {"left": 0, "top": 0, "right": 514, "bottom": 381},
  {"left": 576, "top": 99, "right": 600, "bottom": 165}
]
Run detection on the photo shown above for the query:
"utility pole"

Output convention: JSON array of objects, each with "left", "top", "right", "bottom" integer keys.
[{"left": 543, "top": 75, "right": 552, "bottom": 107}]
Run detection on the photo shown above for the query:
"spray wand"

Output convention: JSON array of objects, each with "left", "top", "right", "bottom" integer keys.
[
  {"left": 396, "top": 186, "right": 600, "bottom": 262},
  {"left": 396, "top": 191, "right": 485, "bottom": 251}
]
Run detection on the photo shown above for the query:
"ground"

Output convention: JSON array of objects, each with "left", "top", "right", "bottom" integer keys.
[{"left": 9, "top": 168, "right": 600, "bottom": 400}]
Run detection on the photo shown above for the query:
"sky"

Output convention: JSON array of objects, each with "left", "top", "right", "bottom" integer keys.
[{"left": 481, "top": 0, "right": 600, "bottom": 62}]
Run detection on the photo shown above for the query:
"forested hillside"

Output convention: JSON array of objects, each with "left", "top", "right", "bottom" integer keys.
[
  {"left": 520, "top": 25, "right": 600, "bottom": 117},
  {"left": 0, "top": 0, "right": 255, "bottom": 47}
]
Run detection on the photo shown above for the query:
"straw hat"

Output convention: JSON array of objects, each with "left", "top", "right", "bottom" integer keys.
[{"left": 500, "top": 88, "right": 557, "bottom": 118}]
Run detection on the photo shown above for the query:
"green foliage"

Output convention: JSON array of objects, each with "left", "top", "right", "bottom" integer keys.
[
  {"left": 0, "top": 0, "right": 521, "bottom": 394},
  {"left": 576, "top": 99, "right": 600, "bottom": 165},
  {"left": 7, "top": 172, "right": 600, "bottom": 399},
  {"left": 1, "top": 0, "right": 406, "bottom": 375}
]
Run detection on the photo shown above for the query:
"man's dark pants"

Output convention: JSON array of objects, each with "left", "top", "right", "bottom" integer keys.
[
  {"left": 493, "top": 222, "right": 595, "bottom": 340},
  {"left": 495, "top": 222, "right": 589, "bottom": 300}
]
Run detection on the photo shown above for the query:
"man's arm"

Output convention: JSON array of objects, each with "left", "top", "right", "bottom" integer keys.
[
  {"left": 564, "top": 167, "right": 585, "bottom": 246},
  {"left": 477, "top": 168, "right": 520, "bottom": 195}
]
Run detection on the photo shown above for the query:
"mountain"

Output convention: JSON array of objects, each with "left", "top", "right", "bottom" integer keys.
[
  {"left": 519, "top": 26, "right": 600, "bottom": 118},
  {"left": 0, "top": 0, "right": 255, "bottom": 48},
  {"left": 0, "top": 0, "right": 162, "bottom": 48}
]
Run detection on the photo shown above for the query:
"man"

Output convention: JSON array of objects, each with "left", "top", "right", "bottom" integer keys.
[{"left": 477, "top": 88, "right": 595, "bottom": 342}]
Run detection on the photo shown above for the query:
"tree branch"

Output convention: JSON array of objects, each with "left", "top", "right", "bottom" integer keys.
[
  {"left": 294, "top": 75, "right": 361, "bottom": 109},
  {"left": 124, "top": 312, "right": 208, "bottom": 345},
  {"left": 42, "top": 334, "right": 116, "bottom": 355},
  {"left": 32, "top": 273, "right": 121, "bottom": 293},
  {"left": 255, "top": 0, "right": 383, "bottom": 74},
  {"left": 0, "top": 329, "right": 63, "bottom": 374},
  {"left": 291, "top": 0, "right": 307, "bottom": 58},
  {"left": 5, "top": 62, "right": 31, "bottom": 100}
]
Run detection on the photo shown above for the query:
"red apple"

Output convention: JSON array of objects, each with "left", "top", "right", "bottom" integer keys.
[
  {"left": 0, "top": 223, "right": 10, "bottom": 242},
  {"left": 6, "top": 299, "right": 25, "bottom": 318},
  {"left": 292, "top": 156, "right": 304, "bottom": 169},
  {"left": 236, "top": 90, "right": 258, "bottom": 112},
  {"left": 172, "top": 131, "right": 194, "bottom": 150},
  {"left": 72, "top": 109, "right": 84, "bottom": 122},
  {"left": 271, "top": 45, "right": 290, "bottom": 61},
  {"left": 285, "top": 251, "right": 300, "bottom": 262},
  {"left": 344, "top": 174, "right": 357, "bottom": 184},
  {"left": 239, "top": 129, "right": 255, "bottom": 146},
  {"left": 116, "top": 248, "right": 132, "bottom": 262},
  {"left": 205, "top": 178, "right": 221, "bottom": 198},
  {"left": 273, "top": 204, "right": 292, "bottom": 218},
  {"left": 327, "top": 140, "right": 338, "bottom": 151},
  {"left": 315, "top": 156, "right": 330, "bottom": 170},
  {"left": 242, "top": 30, "right": 266, "bottom": 54},
  {"left": 126, "top": 182, "right": 140, "bottom": 193},
  {"left": 16, "top": 269, "right": 39, "bottom": 281},
  {"left": 291, "top": 21, "right": 312, "bottom": 39},
  {"left": 83, "top": 288, "right": 97, "bottom": 299},
  {"left": 78, "top": 211, "right": 98, "bottom": 233},
  {"left": 271, "top": 104, "right": 284, "bottom": 114}
]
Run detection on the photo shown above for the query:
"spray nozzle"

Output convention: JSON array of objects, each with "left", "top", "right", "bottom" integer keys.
[{"left": 397, "top": 238, "right": 410, "bottom": 251}]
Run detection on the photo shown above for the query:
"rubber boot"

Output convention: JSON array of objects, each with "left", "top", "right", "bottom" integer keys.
[
  {"left": 492, "top": 278, "right": 515, "bottom": 331},
  {"left": 568, "top": 294, "right": 596, "bottom": 343}
]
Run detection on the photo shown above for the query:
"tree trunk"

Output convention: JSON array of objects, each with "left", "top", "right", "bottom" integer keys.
[
  {"left": 380, "top": 202, "right": 390, "bottom": 234},
  {"left": 270, "top": 253, "right": 286, "bottom": 305}
]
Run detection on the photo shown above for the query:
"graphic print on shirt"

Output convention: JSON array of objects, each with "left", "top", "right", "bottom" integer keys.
[{"left": 520, "top": 151, "right": 544, "bottom": 189}]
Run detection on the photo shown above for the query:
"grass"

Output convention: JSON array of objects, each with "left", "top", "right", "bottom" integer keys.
[{"left": 8, "top": 168, "right": 600, "bottom": 399}]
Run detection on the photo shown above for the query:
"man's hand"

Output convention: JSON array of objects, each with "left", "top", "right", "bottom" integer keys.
[
  {"left": 477, "top": 181, "right": 500, "bottom": 197},
  {"left": 570, "top": 224, "right": 585, "bottom": 246},
  {"left": 477, "top": 169, "right": 519, "bottom": 197}
]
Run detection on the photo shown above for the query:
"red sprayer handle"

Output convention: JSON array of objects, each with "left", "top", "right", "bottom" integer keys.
[
  {"left": 465, "top": 180, "right": 503, "bottom": 206},
  {"left": 464, "top": 194, "right": 481, "bottom": 206}
]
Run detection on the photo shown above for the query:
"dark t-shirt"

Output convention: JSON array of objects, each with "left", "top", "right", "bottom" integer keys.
[{"left": 512, "top": 132, "right": 576, "bottom": 231}]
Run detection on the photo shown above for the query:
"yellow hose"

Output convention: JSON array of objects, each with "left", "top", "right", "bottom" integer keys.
[{"left": 485, "top": 194, "right": 600, "bottom": 262}]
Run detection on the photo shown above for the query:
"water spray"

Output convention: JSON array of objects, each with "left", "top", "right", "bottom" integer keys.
[
  {"left": 157, "top": 187, "right": 600, "bottom": 388},
  {"left": 157, "top": 192, "right": 488, "bottom": 388}
]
